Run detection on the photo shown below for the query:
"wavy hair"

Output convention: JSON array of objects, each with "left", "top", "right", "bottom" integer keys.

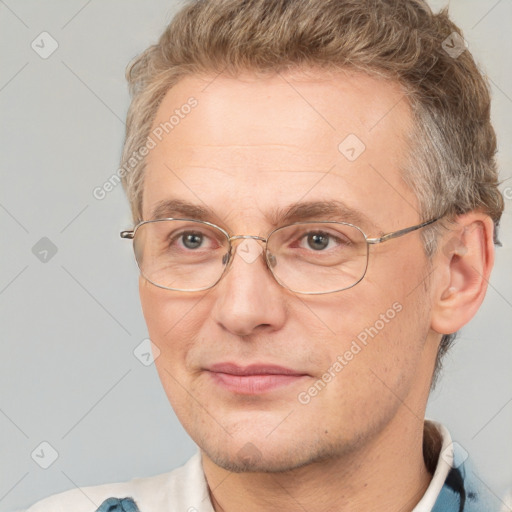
[{"left": 120, "top": 0, "right": 503, "bottom": 387}]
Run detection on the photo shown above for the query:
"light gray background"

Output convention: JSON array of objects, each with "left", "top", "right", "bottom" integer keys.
[{"left": 0, "top": 1, "right": 511, "bottom": 510}]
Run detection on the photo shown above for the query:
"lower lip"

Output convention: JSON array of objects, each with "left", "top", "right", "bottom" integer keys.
[{"left": 208, "top": 372, "right": 307, "bottom": 394}]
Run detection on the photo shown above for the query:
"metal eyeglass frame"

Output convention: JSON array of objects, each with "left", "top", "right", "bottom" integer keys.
[{"left": 120, "top": 216, "right": 440, "bottom": 295}]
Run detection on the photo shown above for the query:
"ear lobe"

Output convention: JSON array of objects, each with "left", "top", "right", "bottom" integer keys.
[{"left": 430, "top": 214, "right": 495, "bottom": 335}]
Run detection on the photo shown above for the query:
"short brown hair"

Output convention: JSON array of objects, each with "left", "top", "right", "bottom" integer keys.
[{"left": 121, "top": 0, "right": 503, "bottom": 386}]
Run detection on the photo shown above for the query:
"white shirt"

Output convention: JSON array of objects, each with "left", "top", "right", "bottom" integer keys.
[{"left": 26, "top": 421, "right": 453, "bottom": 512}]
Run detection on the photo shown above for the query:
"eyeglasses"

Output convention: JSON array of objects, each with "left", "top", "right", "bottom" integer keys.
[{"left": 120, "top": 217, "right": 439, "bottom": 295}]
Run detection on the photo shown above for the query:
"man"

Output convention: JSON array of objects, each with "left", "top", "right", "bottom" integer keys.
[{"left": 27, "top": 0, "right": 505, "bottom": 510}]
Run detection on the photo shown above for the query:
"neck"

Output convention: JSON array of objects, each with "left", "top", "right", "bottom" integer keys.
[{"left": 202, "top": 415, "right": 437, "bottom": 512}]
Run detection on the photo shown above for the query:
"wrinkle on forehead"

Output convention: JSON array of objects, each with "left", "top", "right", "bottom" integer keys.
[{"left": 143, "top": 68, "right": 417, "bottom": 230}]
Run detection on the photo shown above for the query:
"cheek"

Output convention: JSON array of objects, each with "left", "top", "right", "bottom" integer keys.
[
  {"left": 139, "top": 278, "right": 205, "bottom": 412},
  {"left": 139, "top": 278, "right": 202, "bottom": 363},
  {"left": 139, "top": 278, "right": 172, "bottom": 341},
  {"left": 311, "top": 255, "right": 431, "bottom": 390}
]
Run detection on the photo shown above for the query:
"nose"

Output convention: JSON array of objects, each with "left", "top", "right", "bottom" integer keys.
[{"left": 211, "top": 238, "right": 287, "bottom": 337}]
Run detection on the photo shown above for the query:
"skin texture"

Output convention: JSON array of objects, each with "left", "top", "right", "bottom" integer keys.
[{"left": 138, "top": 69, "right": 494, "bottom": 512}]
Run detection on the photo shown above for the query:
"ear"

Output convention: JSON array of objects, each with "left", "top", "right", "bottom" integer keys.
[{"left": 430, "top": 213, "right": 495, "bottom": 335}]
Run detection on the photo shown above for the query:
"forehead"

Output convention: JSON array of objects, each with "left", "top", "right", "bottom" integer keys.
[{"left": 142, "top": 69, "right": 416, "bottom": 230}]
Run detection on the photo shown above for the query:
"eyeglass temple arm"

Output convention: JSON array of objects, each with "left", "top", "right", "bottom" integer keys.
[
  {"left": 120, "top": 230, "right": 135, "bottom": 239},
  {"left": 366, "top": 217, "right": 440, "bottom": 245}
]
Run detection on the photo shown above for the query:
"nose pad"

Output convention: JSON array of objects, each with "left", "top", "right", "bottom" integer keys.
[
  {"left": 267, "top": 252, "right": 277, "bottom": 268},
  {"left": 222, "top": 252, "right": 230, "bottom": 266}
]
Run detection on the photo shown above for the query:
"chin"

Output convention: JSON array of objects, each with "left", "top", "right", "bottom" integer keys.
[
  {"left": 199, "top": 431, "right": 349, "bottom": 474},
  {"left": 204, "top": 445, "right": 313, "bottom": 474}
]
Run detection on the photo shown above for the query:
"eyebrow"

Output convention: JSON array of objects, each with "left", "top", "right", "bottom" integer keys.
[
  {"left": 275, "top": 200, "right": 374, "bottom": 230},
  {"left": 150, "top": 199, "right": 214, "bottom": 222},
  {"left": 149, "top": 198, "right": 376, "bottom": 231}
]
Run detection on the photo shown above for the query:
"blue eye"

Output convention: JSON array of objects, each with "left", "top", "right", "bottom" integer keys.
[
  {"left": 306, "top": 232, "right": 330, "bottom": 250},
  {"left": 181, "top": 232, "right": 203, "bottom": 249},
  {"left": 297, "top": 230, "right": 351, "bottom": 252}
]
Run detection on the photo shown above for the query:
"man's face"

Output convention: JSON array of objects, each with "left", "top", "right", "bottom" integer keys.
[{"left": 140, "top": 69, "right": 439, "bottom": 472}]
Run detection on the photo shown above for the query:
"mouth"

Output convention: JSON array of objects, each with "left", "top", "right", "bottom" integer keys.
[{"left": 205, "top": 362, "right": 309, "bottom": 395}]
